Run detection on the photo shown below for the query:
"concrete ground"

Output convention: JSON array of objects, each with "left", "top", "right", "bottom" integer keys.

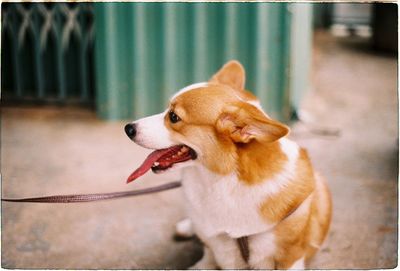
[{"left": 2, "top": 31, "right": 398, "bottom": 269}]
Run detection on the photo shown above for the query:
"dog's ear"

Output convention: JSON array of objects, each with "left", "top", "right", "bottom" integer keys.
[
  {"left": 209, "top": 60, "right": 245, "bottom": 91},
  {"left": 216, "top": 102, "right": 289, "bottom": 143}
]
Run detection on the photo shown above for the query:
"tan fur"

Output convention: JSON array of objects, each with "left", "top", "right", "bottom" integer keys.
[
  {"left": 267, "top": 150, "right": 331, "bottom": 269},
  {"left": 305, "top": 174, "right": 332, "bottom": 261},
  {"left": 209, "top": 60, "right": 246, "bottom": 91},
  {"left": 237, "top": 141, "right": 287, "bottom": 185},
  {"left": 273, "top": 173, "right": 331, "bottom": 269},
  {"left": 216, "top": 102, "right": 289, "bottom": 144},
  {"left": 260, "top": 149, "right": 315, "bottom": 223}
]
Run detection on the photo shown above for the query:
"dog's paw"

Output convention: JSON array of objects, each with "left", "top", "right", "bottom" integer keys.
[
  {"left": 189, "top": 262, "right": 218, "bottom": 270},
  {"left": 174, "top": 218, "right": 194, "bottom": 241},
  {"left": 189, "top": 258, "right": 218, "bottom": 269}
]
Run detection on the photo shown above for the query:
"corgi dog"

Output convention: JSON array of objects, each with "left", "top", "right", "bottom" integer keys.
[{"left": 124, "top": 61, "right": 332, "bottom": 269}]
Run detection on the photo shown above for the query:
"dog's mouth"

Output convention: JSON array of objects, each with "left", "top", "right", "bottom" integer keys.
[{"left": 127, "top": 145, "right": 197, "bottom": 183}]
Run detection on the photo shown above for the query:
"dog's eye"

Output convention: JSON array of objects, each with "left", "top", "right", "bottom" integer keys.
[{"left": 169, "top": 111, "right": 181, "bottom": 123}]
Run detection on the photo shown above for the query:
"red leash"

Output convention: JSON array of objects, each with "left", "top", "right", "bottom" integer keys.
[{"left": 2, "top": 181, "right": 181, "bottom": 203}]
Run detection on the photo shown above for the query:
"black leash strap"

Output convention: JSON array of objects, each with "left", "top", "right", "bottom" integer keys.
[
  {"left": 237, "top": 236, "right": 250, "bottom": 264},
  {"left": 2, "top": 181, "right": 181, "bottom": 203}
]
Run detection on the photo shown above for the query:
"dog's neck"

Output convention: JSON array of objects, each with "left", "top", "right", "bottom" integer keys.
[
  {"left": 190, "top": 138, "right": 290, "bottom": 185},
  {"left": 236, "top": 139, "right": 288, "bottom": 185}
]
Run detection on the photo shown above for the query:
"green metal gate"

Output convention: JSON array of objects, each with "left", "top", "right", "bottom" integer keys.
[
  {"left": 1, "top": 3, "right": 94, "bottom": 105},
  {"left": 94, "top": 3, "right": 312, "bottom": 121}
]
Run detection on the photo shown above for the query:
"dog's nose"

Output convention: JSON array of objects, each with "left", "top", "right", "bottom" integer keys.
[{"left": 125, "top": 123, "right": 137, "bottom": 139}]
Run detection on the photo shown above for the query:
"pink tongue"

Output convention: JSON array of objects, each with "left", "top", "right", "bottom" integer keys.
[{"left": 126, "top": 146, "right": 178, "bottom": 183}]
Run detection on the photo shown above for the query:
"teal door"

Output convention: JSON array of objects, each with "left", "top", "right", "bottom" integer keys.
[{"left": 94, "top": 3, "right": 313, "bottom": 121}]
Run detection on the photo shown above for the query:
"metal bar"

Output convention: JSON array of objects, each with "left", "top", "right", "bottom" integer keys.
[
  {"left": 192, "top": 4, "right": 208, "bottom": 82},
  {"left": 245, "top": 4, "right": 258, "bottom": 94},
  {"left": 32, "top": 4, "right": 45, "bottom": 99},
  {"left": 224, "top": 3, "right": 239, "bottom": 61},
  {"left": 55, "top": 4, "right": 67, "bottom": 100},
  {"left": 9, "top": 5, "right": 23, "bottom": 98},
  {"left": 93, "top": 3, "right": 108, "bottom": 117},
  {"left": 162, "top": 3, "right": 179, "bottom": 103},
  {"left": 94, "top": 3, "right": 124, "bottom": 119},
  {"left": 253, "top": 3, "right": 293, "bottom": 121},
  {"left": 253, "top": 4, "right": 270, "bottom": 112},
  {"left": 79, "top": 4, "right": 89, "bottom": 102},
  {"left": 131, "top": 3, "right": 148, "bottom": 119},
  {"left": 289, "top": 3, "right": 313, "bottom": 112},
  {"left": 207, "top": 4, "right": 224, "bottom": 74},
  {"left": 279, "top": 4, "right": 293, "bottom": 120},
  {"left": 145, "top": 4, "right": 163, "bottom": 116}
]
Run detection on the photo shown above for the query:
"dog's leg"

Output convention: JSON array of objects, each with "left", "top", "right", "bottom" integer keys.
[
  {"left": 189, "top": 246, "right": 217, "bottom": 269},
  {"left": 288, "top": 257, "right": 305, "bottom": 270},
  {"left": 175, "top": 218, "right": 194, "bottom": 239}
]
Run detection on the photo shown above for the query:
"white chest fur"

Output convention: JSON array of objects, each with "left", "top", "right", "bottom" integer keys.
[{"left": 181, "top": 138, "right": 299, "bottom": 239}]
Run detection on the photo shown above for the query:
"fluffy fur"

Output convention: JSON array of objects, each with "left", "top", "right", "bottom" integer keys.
[{"left": 128, "top": 61, "right": 332, "bottom": 269}]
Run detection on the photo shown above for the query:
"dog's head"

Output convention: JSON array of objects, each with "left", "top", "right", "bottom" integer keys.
[{"left": 125, "top": 60, "right": 289, "bottom": 182}]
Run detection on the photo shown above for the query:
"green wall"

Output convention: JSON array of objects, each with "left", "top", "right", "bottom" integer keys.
[{"left": 94, "top": 3, "right": 312, "bottom": 121}]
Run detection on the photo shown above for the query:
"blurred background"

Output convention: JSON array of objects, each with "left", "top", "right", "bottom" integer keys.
[{"left": 2, "top": 2, "right": 398, "bottom": 269}]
